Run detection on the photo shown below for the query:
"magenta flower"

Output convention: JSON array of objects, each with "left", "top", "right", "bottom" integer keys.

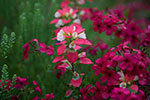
[
  {"left": 33, "top": 80, "right": 42, "bottom": 94},
  {"left": 32, "top": 96, "right": 40, "bottom": 100},
  {"left": 14, "top": 77, "right": 29, "bottom": 89},
  {"left": 22, "top": 38, "right": 39, "bottom": 61},
  {"left": 41, "top": 93, "right": 55, "bottom": 100},
  {"left": 61, "top": 0, "right": 70, "bottom": 8},
  {"left": 40, "top": 43, "right": 54, "bottom": 56},
  {"left": 46, "top": 93, "right": 55, "bottom": 99},
  {"left": 111, "top": 87, "right": 130, "bottom": 100},
  {"left": 100, "top": 70, "right": 120, "bottom": 86},
  {"left": 104, "top": 21, "right": 117, "bottom": 35},
  {"left": 118, "top": 53, "right": 135, "bottom": 71},
  {"left": 93, "top": 21, "right": 105, "bottom": 34},
  {"left": 113, "top": 9, "right": 125, "bottom": 19},
  {"left": 126, "top": 93, "right": 140, "bottom": 100},
  {"left": 93, "top": 81, "right": 109, "bottom": 99},
  {"left": 97, "top": 42, "right": 108, "bottom": 51},
  {"left": 50, "top": 7, "right": 78, "bottom": 27},
  {"left": 23, "top": 43, "right": 30, "bottom": 61}
]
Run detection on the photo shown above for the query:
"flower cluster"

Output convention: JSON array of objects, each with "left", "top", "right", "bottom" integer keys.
[
  {"left": 79, "top": 42, "right": 150, "bottom": 99},
  {"left": 52, "top": 22, "right": 93, "bottom": 86},
  {"left": 50, "top": 0, "right": 93, "bottom": 90},
  {"left": 23, "top": 39, "right": 54, "bottom": 60},
  {"left": 90, "top": 8, "right": 144, "bottom": 45},
  {"left": 50, "top": 7, "right": 80, "bottom": 27},
  {"left": 83, "top": 40, "right": 108, "bottom": 55}
]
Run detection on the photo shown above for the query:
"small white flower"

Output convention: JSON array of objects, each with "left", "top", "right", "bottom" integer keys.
[
  {"left": 117, "top": 71, "right": 125, "bottom": 81},
  {"left": 134, "top": 75, "right": 139, "bottom": 81},
  {"left": 73, "top": 19, "right": 81, "bottom": 24},
  {"left": 54, "top": 11, "right": 61, "bottom": 18},
  {"left": 62, "top": 59, "right": 68, "bottom": 63},
  {"left": 79, "top": 10, "right": 85, "bottom": 15},
  {"left": 120, "top": 82, "right": 126, "bottom": 88},
  {"left": 72, "top": 32, "right": 78, "bottom": 39},
  {"left": 57, "top": 29, "right": 65, "bottom": 41},
  {"left": 72, "top": 14, "right": 77, "bottom": 19},
  {"left": 69, "top": 42, "right": 76, "bottom": 49},
  {"left": 65, "top": 12, "right": 69, "bottom": 17},
  {"left": 78, "top": 32, "right": 86, "bottom": 39},
  {"left": 55, "top": 19, "right": 64, "bottom": 27},
  {"left": 78, "top": 52, "right": 86, "bottom": 58},
  {"left": 70, "top": 8, "right": 73, "bottom": 14}
]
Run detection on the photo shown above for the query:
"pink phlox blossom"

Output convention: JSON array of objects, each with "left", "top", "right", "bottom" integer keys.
[
  {"left": 14, "top": 77, "right": 29, "bottom": 89},
  {"left": 40, "top": 43, "right": 54, "bottom": 56}
]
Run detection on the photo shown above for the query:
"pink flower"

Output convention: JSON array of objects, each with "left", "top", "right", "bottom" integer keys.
[
  {"left": 78, "top": 52, "right": 93, "bottom": 64},
  {"left": 46, "top": 93, "right": 55, "bottom": 99},
  {"left": 97, "top": 42, "right": 108, "bottom": 51},
  {"left": 104, "top": 21, "right": 117, "bottom": 35},
  {"left": 40, "top": 43, "right": 54, "bottom": 56},
  {"left": 32, "top": 96, "right": 40, "bottom": 100},
  {"left": 93, "top": 81, "right": 108, "bottom": 99},
  {"left": 14, "top": 77, "right": 29, "bottom": 89},
  {"left": 126, "top": 93, "right": 140, "bottom": 100},
  {"left": 61, "top": 0, "right": 70, "bottom": 8},
  {"left": 41, "top": 93, "right": 55, "bottom": 100},
  {"left": 71, "top": 78, "right": 82, "bottom": 87},
  {"left": 23, "top": 43, "right": 30, "bottom": 61},
  {"left": 113, "top": 9, "right": 125, "bottom": 19},
  {"left": 50, "top": 7, "right": 78, "bottom": 27},
  {"left": 56, "top": 24, "right": 85, "bottom": 42},
  {"left": 130, "top": 84, "right": 138, "bottom": 92},
  {"left": 80, "top": 8, "right": 91, "bottom": 20},
  {"left": 111, "top": 87, "right": 130, "bottom": 100},
  {"left": 118, "top": 53, "right": 135, "bottom": 71},
  {"left": 76, "top": 0, "right": 85, "bottom": 5},
  {"left": 22, "top": 39, "right": 39, "bottom": 61},
  {"left": 100, "top": 70, "right": 120, "bottom": 86},
  {"left": 33, "top": 80, "right": 42, "bottom": 94},
  {"left": 93, "top": 21, "right": 105, "bottom": 34}
]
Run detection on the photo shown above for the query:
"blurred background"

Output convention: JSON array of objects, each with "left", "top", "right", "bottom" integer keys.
[{"left": 0, "top": 0, "right": 150, "bottom": 99}]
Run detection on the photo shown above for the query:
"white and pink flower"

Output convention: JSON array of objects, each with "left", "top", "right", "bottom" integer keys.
[{"left": 50, "top": 7, "right": 80, "bottom": 27}]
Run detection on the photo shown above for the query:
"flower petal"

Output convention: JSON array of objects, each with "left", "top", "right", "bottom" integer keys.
[
  {"left": 57, "top": 44, "right": 66, "bottom": 55},
  {"left": 80, "top": 58, "right": 93, "bottom": 64},
  {"left": 73, "top": 39, "right": 92, "bottom": 45}
]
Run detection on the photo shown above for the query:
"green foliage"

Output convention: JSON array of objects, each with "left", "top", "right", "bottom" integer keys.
[
  {"left": 1, "top": 64, "right": 9, "bottom": 83},
  {"left": 0, "top": 64, "right": 16, "bottom": 100},
  {"left": 0, "top": 32, "right": 16, "bottom": 59}
]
